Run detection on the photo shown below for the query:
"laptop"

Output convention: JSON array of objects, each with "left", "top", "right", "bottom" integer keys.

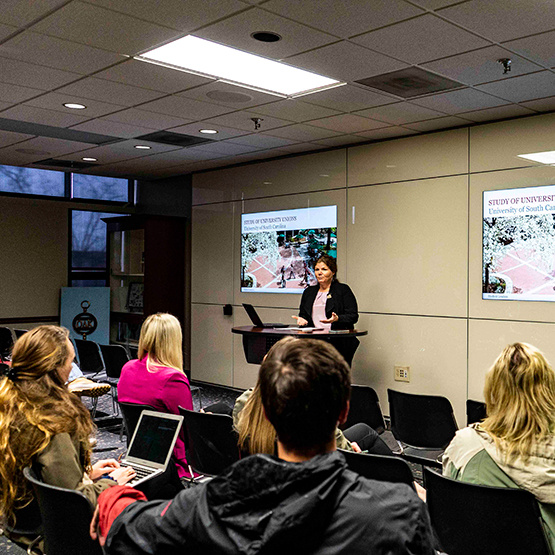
[
  {"left": 242, "top": 303, "right": 289, "bottom": 328},
  {"left": 119, "top": 410, "right": 183, "bottom": 487}
]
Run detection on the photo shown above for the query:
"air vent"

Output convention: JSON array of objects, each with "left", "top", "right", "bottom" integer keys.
[
  {"left": 356, "top": 67, "right": 463, "bottom": 98},
  {"left": 135, "top": 131, "right": 214, "bottom": 148},
  {"left": 33, "top": 159, "right": 97, "bottom": 169}
]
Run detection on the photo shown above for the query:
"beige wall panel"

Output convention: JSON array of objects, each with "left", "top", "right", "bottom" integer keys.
[
  {"left": 234, "top": 189, "right": 347, "bottom": 310},
  {"left": 193, "top": 150, "right": 346, "bottom": 205},
  {"left": 469, "top": 166, "right": 555, "bottom": 322},
  {"left": 348, "top": 128, "right": 468, "bottom": 187},
  {"left": 191, "top": 202, "right": 236, "bottom": 304},
  {"left": 191, "top": 303, "right": 234, "bottom": 385},
  {"left": 351, "top": 313, "right": 468, "bottom": 427},
  {"left": 470, "top": 113, "right": 555, "bottom": 173},
  {"left": 468, "top": 319, "right": 555, "bottom": 401},
  {"left": 348, "top": 176, "right": 468, "bottom": 317},
  {"left": 0, "top": 196, "right": 67, "bottom": 319}
]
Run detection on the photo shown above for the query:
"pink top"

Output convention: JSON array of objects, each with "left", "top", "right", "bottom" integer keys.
[
  {"left": 117, "top": 356, "right": 193, "bottom": 478},
  {"left": 312, "top": 290, "right": 331, "bottom": 331}
]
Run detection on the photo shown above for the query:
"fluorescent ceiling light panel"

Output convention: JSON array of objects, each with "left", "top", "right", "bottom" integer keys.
[
  {"left": 518, "top": 150, "right": 555, "bottom": 164},
  {"left": 136, "top": 36, "right": 341, "bottom": 97}
]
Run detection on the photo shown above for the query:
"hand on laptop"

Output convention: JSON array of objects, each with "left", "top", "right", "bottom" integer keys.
[
  {"left": 292, "top": 316, "right": 308, "bottom": 326},
  {"left": 109, "top": 466, "right": 136, "bottom": 485},
  {"left": 90, "top": 459, "right": 120, "bottom": 480}
]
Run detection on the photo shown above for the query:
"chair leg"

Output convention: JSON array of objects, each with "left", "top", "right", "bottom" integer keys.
[{"left": 91, "top": 397, "right": 98, "bottom": 418}]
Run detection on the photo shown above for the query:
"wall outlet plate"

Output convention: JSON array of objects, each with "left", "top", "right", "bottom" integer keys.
[{"left": 394, "top": 365, "right": 410, "bottom": 382}]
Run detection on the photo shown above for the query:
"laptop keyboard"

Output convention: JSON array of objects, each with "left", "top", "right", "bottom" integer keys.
[{"left": 120, "top": 462, "right": 158, "bottom": 485}]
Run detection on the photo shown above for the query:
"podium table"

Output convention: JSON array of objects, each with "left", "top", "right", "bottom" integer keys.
[{"left": 232, "top": 326, "right": 368, "bottom": 365}]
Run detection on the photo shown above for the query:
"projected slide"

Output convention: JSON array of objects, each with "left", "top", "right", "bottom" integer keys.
[
  {"left": 241, "top": 205, "right": 337, "bottom": 294},
  {"left": 483, "top": 185, "right": 555, "bottom": 301}
]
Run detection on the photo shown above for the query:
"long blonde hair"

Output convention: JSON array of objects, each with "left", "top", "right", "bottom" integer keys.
[
  {"left": 482, "top": 342, "right": 555, "bottom": 462},
  {"left": 0, "top": 326, "right": 94, "bottom": 525},
  {"left": 138, "top": 313, "right": 183, "bottom": 372},
  {"left": 236, "top": 383, "right": 276, "bottom": 455}
]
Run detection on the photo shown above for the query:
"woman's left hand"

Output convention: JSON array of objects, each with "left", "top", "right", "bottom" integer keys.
[
  {"left": 320, "top": 312, "right": 339, "bottom": 324},
  {"left": 90, "top": 459, "right": 120, "bottom": 480}
]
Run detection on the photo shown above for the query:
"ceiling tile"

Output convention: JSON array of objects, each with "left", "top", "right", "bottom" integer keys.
[
  {"left": 503, "top": 31, "right": 555, "bottom": 68},
  {"left": 476, "top": 71, "right": 555, "bottom": 103},
  {"left": 307, "top": 114, "right": 389, "bottom": 133},
  {"left": 439, "top": 0, "right": 555, "bottom": 43},
  {"left": 0, "top": 23, "right": 17, "bottom": 41},
  {"left": 355, "top": 126, "right": 418, "bottom": 140},
  {"left": 412, "top": 88, "right": 509, "bottom": 114},
  {"left": 276, "top": 142, "right": 324, "bottom": 153},
  {"left": 166, "top": 122, "right": 250, "bottom": 140},
  {"left": 87, "top": 0, "right": 247, "bottom": 31},
  {"left": 0, "top": 101, "right": 15, "bottom": 112},
  {"left": 303, "top": 85, "right": 395, "bottom": 112},
  {"left": 458, "top": 104, "right": 536, "bottom": 122},
  {"left": 403, "top": 115, "right": 472, "bottom": 131},
  {"left": 57, "top": 78, "right": 166, "bottom": 106},
  {"left": 266, "top": 123, "right": 343, "bottom": 141},
  {"left": 0, "top": 31, "right": 125, "bottom": 73},
  {"left": 27, "top": 92, "right": 125, "bottom": 118},
  {"left": 103, "top": 108, "right": 191, "bottom": 130},
  {"left": 69, "top": 119, "right": 155, "bottom": 138},
  {"left": 422, "top": 46, "right": 543, "bottom": 86},
  {"left": 253, "top": 99, "right": 340, "bottom": 122},
  {"left": 263, "top": 0, "right": 423, "bottom": 38},
  {"left": 0, "top": 56, "right": 81, "bottom": 90},
  {"left": 286, "top": 41, "right": 408, "bottom": 82},
  {"left": 0, "top": 130, "right": 35, "bottom": 148},
  {"left": 0, "top": 105, "right": 90, "bottom": 127},
  {"left": 195, "top": 7, "right": 336, "bottom": 59},
  {"left": 0, "top": 136, "right": 92, "bottom": 159},
  {"left": 352, "top": 14, "right": 490, "bottom": 64},
  {"left": 194, "top": 142, "right": 263, "bottom": 155},
  {"left": 31, "top": 1, "right": 181, "bottom": 56},
  {"left": 228, "top": 134, "right": 298, "bottom": 148},
  {"left": 0, "top": 0, "right": 68, "bottom": 27},
  {"left": 0, "top": 83, "right": 43, "bottom": 104},
  {"left": 355, "top": 102, "right": 445, "bottom": 125},
  {"left": 139, "top": 96, "right": 232, "bottom": 120},
  {"left": 520, "top": 96, "right": 555, "bottom": 112},
  {"left": 202, "top": 110, "right": 292, "bottom": 131},
  {"left": 311, "top": 134, "right": 369, "bottom": 147},
  {"left": 177, "top": 81, "right": 279, "bottom": 109},
  {"left": 410, "top": 0, "right": 462, "bottom": 8}
]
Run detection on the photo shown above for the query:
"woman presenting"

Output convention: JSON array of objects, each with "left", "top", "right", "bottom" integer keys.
[{"left": 293, "top": 254, "right": 360, "bottom": 365}]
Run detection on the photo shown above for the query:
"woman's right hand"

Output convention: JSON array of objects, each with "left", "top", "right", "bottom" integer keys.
[
  {"left": 292, "top": 316, "right": 308, "bottom": 327},
  {"left": 108, "top": 466, "right": 136, "bottom": 485}
]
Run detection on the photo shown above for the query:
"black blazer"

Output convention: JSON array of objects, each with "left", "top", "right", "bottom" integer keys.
[{"left": 298, "top": 281, "right": 359, "bottom": 330}]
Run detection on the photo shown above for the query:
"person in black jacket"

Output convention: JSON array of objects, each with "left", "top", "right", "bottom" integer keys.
[
  {"left": 91, "top": 338, "right": 435, "bottom": 555},
  {"left": 293, "top": 254, "right": 360, "bottom": 364}
]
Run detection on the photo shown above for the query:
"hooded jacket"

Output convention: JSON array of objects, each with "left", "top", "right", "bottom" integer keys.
[{"left": 104, "top": 451, "right": 435, "bottom": 555}]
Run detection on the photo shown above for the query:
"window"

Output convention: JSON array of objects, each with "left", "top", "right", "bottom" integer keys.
[
  {"left": 72, "top": 174, "right": 129, "bottom": 202},
  {"left": 0, "top": 165, "right": 65, "bottom": 197}
]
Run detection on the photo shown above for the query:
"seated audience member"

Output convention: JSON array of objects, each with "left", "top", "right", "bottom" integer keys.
[
  {"left": 117, "top": 313, "right": 193, "bottom": 481},
  {"left": 443, "top": 342, "right": 555, "bottom": 551},
  {"left": 92, "top": 338, "right": 435, "bottom": 554},
  {"left": 0, "top": 326, "right": 134, "bottom": 547}
]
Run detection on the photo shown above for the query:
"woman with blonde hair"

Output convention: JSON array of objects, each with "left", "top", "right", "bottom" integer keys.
[
  {"left": 118, "top": 313, "right": 193, "bottom": 480},
  {"left": 0, "top": 326, "right": 134, "bottom": 544},
  {"left": 443, "top": 342, "right": 555, "bottom": 550}
]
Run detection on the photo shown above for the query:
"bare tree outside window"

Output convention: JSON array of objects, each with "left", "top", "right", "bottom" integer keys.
[
  {"left": 73, "top": 174, "right": 128, "bottom": 202},
  {"left": 0, "top": 166, "right": 65, "bottom": 196}
]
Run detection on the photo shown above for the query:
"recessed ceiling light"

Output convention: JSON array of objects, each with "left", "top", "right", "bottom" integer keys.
[
  {"left": 134, "top": 145, "right": 151, "bottom": 150},
  {"left": 251, "top": 31, "right": 281, "bottom": 43},
  {"left": 199, "top": 129, "right": 218, "bottom": 134},
  {"left": 319, "top": 174, "right": 330, "bottom": 177},
  {"left": 518, "top": 150, "right": 555, "bottom": 164},
  {"left": 263, "top": 181, "right": 272, "bottom": 185},
  {"left": 82, "top": 157, "right": 97, "bottom": 162},
  {"left": 63, "top": 102, "right": 86, "bottom": 109},
  {"left": 136, "top": 35, "right": 342, "bottom": 97}
]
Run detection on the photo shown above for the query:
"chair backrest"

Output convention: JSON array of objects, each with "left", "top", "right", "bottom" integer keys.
[
  {"left": 466, "top": 399, "right": 487, "bottom": 426},
  {"left": 99, "top": 344, "right": 129, "bottom": 380},
  {"left": 74, "top": 339, "right": 104, "bottom": 376},
  {"left": 0, "top": 327, "right": 14, "bottom": 359},
  {"left": 424, "top": 467, "right": 552, "bottom": 555},
  {"left": 339, "top": 449, "right": 414, "bottom": 489},
  {"left": 13, "top": 329, "right": 28, "bottom": 339},
  {"left": 178, "top": 407, "right": 240, "bottom": 476},
  {"left": 23, "top": 467, "right": 103, "bottom": 555},
  {"left": 6, "top": 498, "right": 43, "bottom": 539},
  {"left": 387, "top": 389, "right": 458, "bottom": 449},
  {"left": 342, "top": 384, "right": 386, "bottom": 433},
  {"left": 118, "top": 402, "right": 156, "bottom": 447}
]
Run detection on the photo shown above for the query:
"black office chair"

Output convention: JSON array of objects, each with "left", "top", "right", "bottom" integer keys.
[
  {"left": 74, "top": 339, "right": 106, "bottom": 380},
  {"left": 23, "top": 467, "right": 103, "bottom": 555},
  {"left": 13, "top": 329, "right": 28, "bottom": 339},
  {"left": 178, "top": 407, "right": 240, "bottom": 479},
  {"left": 99, "top": 344, "right": 129, "bottom": 414},
  {"left": 466, "top": 399, "right": 487, "bottom": 426},
  {"left": 342, "top": 384, "right": 386, "bottom": 433},
  {"left": 118, "top": 402, "right": 156, "bottom": 446},
  {"left": 338, "top": 449, "right": 415, "bottom": 489},
  {"left": 0, "top": 327, "right": 14, "bottom": 360},
  {"left": 424, "top": 467, "right": 552, "bottom": 555},
  {"left": 0, "top": 499, "right": 43, "bottom": 554},
  {"left": 387, "top": 389, "right": 458, "bottom": 469}
]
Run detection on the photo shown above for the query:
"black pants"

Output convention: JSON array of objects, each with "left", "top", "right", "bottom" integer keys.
[{"left": 343, "top": 423, "right": 392, "bottom": 455}]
